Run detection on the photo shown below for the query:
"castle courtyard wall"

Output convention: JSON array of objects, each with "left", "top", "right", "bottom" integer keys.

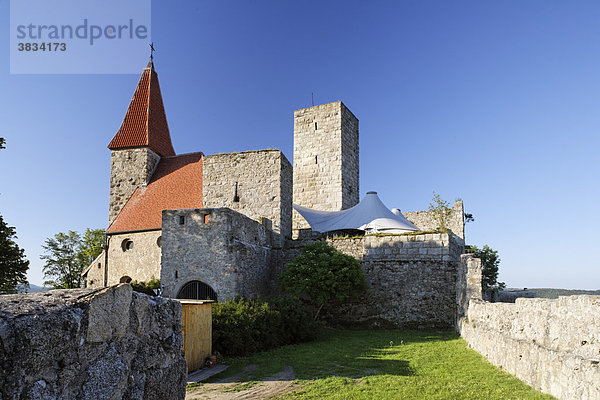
[
  {"left": 106, "top": 230, "right": 162, "bottom": 285},
  {"left": 161, "top": 208, "right": 274, "bottom": 300},
  {"left": 279, "top": 233, "right": 465, "bottom": 328},
  {"left": 203, "top": 150, "right": 292, "bottom": 245},
  {"left": 460, "top": 296, "right": 600, "bottom": 400}
]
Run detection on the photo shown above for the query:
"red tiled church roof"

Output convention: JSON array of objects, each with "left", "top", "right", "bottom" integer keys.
[
  {"left": 106, "top": 152, "right": 203, "bottom": 233},
  {"left": 107, "top": 61, "right": 176, "bottom": 157}
]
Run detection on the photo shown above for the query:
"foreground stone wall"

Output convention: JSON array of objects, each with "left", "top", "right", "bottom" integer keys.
[
  {"left": 203, "top": 150, "right": 292, "bottom": 245},
  {"left": 161, "top": 208, "right": 274, "bottom": 300},
  {"left": 403, "top": 200, "right": 465, "bottom": 239},
  {"left": 460, "top": 296, "right": 600, "bottom": 400},
  {"left": 0, "top": 285, "right": 187, "bottom": 400}
]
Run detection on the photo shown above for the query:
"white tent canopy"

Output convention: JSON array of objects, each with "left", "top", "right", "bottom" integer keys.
[{"left": 293, "top": 191, "right": 419, "bottom": 234}]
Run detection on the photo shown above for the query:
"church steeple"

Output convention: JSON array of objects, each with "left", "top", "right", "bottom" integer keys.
[{"left": 108, "top": 62, "right": 175, "bottom": 157}]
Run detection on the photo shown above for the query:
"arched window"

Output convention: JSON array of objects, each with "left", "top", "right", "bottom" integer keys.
[
  {"left": 120, "top": 276, "right": 132, "bottom": 283},
  {"left": 121, "top": 239, "right": 133, "bottom": 251},
  {"left": 176, "top": 281, "right": 217, "bottom": 301}
]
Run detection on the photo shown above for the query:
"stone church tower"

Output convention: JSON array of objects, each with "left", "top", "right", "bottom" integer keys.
[
  {"left": 292, "top": 101, "right": 359, "bottom": 232},
  {"left": 107, "top": 60, "right": 176, "bottom": 225}
]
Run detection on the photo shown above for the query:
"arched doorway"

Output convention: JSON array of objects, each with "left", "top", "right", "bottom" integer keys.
[
  {"left": 120, "top": 276, "right": 132, "bottom": 283},
  {"left": 177, "top": 281, "right": 217, "bottom": 301}
]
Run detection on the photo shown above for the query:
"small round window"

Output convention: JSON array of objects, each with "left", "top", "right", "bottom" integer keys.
[
  {"left": 157, "top": 236, "right": 162, "bottom": 247},
  {"left": 121, "top": 239, "right": 134, "bottom": 251}
]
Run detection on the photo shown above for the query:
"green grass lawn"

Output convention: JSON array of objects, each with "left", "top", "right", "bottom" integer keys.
[{"left": 209, "top": 329, "right": 554, "bottom": 400}]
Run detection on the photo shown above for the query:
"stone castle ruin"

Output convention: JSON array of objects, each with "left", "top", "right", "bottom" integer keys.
[
  {"left": 55, "top": 60, "right": 600, "bottom": 399},
  {"left": 82, "top": 60, "right": 470, "bottom": 330},
  {"left": 76, "top": 62, "right": 599, "bottom": 399}
]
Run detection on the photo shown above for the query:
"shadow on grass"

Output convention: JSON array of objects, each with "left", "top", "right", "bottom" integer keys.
[{"left": 205, "top": 329, "right": 459, "bottom": 383}]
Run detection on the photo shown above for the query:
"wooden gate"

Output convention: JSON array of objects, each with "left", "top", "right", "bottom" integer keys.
[{"left": 178, "top": 300, "right": 213, "bottom": 372}]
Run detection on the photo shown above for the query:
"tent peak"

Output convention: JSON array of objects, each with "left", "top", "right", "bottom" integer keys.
[{"left": 367, "top": 191, "right": 377, "bottom": 194}]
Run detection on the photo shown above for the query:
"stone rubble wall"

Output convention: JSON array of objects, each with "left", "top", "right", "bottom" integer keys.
[
  {"left": 0, "top": 285, "right": 187, "bottom": 400},
  {"left": 161, "top": 208, "right": 274, "bottom": 300},
  {"left": 460, "top": 296, "right": 600, "bottom": 400},
  {"left": 402, "top": 200, "right": 465, "bottom": 239},
  {"left": 105, "top": 230, "right": 162, "bottom": 286},
  {"left": 292, "top": 101, "right": 359, "bottom": 231},
  {"left": 109, "top": 148, "right": 160, "bottom": 225},
  {"left": 281, "top": 233, "right": 465, "bottom": 328},
  {"left": 203, "top": 150, "right": 292, "bottom": 245}
]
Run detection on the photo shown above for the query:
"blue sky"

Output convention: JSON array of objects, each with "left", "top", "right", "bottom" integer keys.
[{"left": 1, "top": 1, "right": 599, "bottom": 289}]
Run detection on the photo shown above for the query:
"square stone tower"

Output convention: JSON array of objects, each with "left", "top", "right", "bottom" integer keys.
[{"left": 292, "top": 101, "right": 359, "bottom": 232}]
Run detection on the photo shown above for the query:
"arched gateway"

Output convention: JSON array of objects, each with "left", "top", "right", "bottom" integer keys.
[{"left": 176, "top": 281, "right": 218, "bottom": 301}]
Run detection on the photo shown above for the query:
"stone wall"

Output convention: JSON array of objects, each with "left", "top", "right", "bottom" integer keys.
[
  {"left": 281, "top": 233, "right": 465, "bottom": 328},
  {"left": 455, "top": 254, "right": 482, "bottom": 327},
  {"left": 0, "top": 285, "right": 187, "bottom": 400},
  {"left": 161, "top": 208, "right": 274, "bottom": 300},
  {"left": 105, "top": 230, "right": 162, "bottom": 286},
  {"left": 203, "top": 150, "right": 292, "bottom": 245},
  {"left": 403, "top": 200, "right": 465, "bottom": 239},
  {"left": 109, "top": 148, "right": 160, "bottom": 225},
  {"left": 460, "top": 296, "right": 600, "bottom": 400},
  {"left": 293, "top": 101, "right": 359, "bottom": 232},
  {"left": 83, "top": 252, "right": 106, "bottom": 288}
]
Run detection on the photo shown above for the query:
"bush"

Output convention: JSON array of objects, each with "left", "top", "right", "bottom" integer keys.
[
  {"left": 278, "top": 241, "right": 366, "bottom": 319},
  {"left": 131, "top": 276, "right": 160, "bottom": 296},
  {"left": 212, "top": 295, "right": 319, "bottom": 356}
]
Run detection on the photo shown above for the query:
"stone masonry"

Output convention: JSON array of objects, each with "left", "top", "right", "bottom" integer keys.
[
  {"left": 160, "top": 208, "right": 275, "bottom": 300},
  {"left": 203, "top": 150, "right": 292, "bottom": 245},
  {"left": 105, "top": 230, "right": 163, "bottom": 286},
  {"left": 0, "top": 285, "right": 187, "bottom": 400},
  {"left": 403, "top": 200, "right": 465, "bottom": 239},
  {"left": 293, "top": 101, "right": 359, "bottom": 232},
  {"left": 109, "top": 148, "right": 160, "bottom": 225},
  {"left": 278, "top": 232, "right": 465, "bottom": 328},
  {"left": 460, "top": 296, "right": 600, "bottom": 400}
]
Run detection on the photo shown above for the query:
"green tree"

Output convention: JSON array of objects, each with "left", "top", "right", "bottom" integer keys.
[
  {"left": 428, "top": 191, "right": 452, "bottom": 233},
  {"left": 0, "top": 215, "right": 29, "bottom": 293},
  {"left": 279, "top": 241, "right": 366, "bottom": 320},
  {"left": 41, "top": 229, "right": 104, "bottom": 289},
  {"left": 0, "top": 138, "right": 5, "bottom": 149},
  {"left": 77, "top": 228, "right": 105, "bottom": 266},
  {"left": 466, "top": 244, "right": 505, "bottom": 292},
  {"left": 41, "top": 231, "right": 82, "bottom": 288}
]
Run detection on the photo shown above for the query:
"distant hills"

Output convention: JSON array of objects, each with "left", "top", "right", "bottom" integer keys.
[
  {"left": 16, "top": 284, "right": 50, "bottom": 293},
  {"left": 508, "top": 288, "right": 600, "bottom": 299}
]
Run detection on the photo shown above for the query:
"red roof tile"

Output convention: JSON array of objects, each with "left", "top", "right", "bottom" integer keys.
[
  {"left": 106, "top": 152, "right": 203, "bottom": 233},
  {"left": 108, "top": 62, "right": 176, "bottom": 157}
]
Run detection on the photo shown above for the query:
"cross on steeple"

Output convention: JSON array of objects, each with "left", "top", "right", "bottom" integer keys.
[{"left": 149, "top": 42, "right": 155, "bottom": 61}]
